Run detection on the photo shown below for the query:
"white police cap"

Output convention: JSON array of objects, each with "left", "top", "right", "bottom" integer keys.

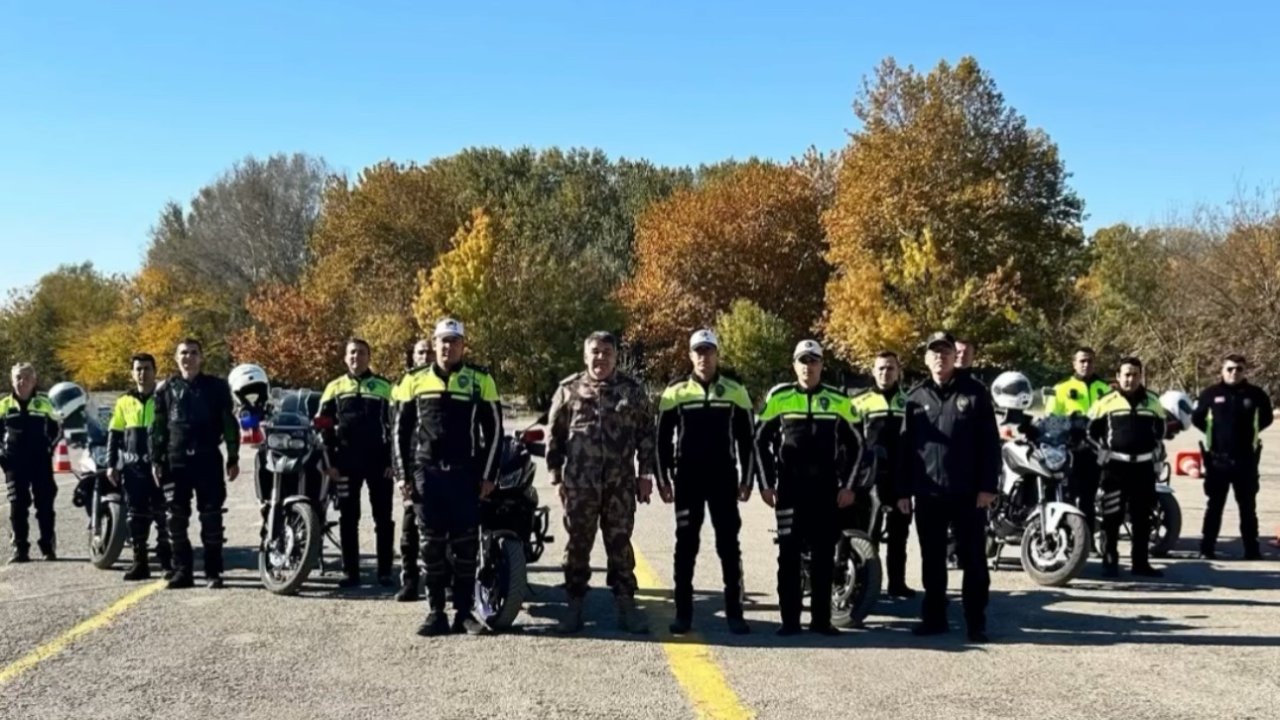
[
  {"left": 689, "top": 329, "right": 719, "bottom": 350},
  {"left": 793, "top": 339, "right": 824, "bottom": 361},
  {"left": 433, "top": 318, "right": 465, "bottom": 339}
]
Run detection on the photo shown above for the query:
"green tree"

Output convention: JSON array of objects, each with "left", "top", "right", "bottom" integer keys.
[{"left": 715, "top": 299, "right": 792, "bottom": 405}]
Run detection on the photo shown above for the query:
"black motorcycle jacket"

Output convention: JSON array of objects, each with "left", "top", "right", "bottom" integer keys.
[
  {"left": 900, "top": 374, "right": 1001, "bottom": 498},
  {"left": 849, "top": 385, "right": 907, "bottom": 480},
  {"left": 753, "top": 382, "right": 867, "bottom": 494},
  {"left": 1088, "top": 387, "right": 1166, "bottom": 460},
  {"left": 396, "top": 362, "right": 502, "bottom": 483},
  {"left": 317, "top": 370, "right": 393, "bottom": 466},
  {"left": 0, "top": 392, "right": 60, "bottom": 470},
  {"left": 149, "top": 373, "right": 240, "bottom": 468},
  {"left": 1192, "top": 381, "right": 1273, "bottom": 459},
  {"left": 108, "top": 389, "right": 155, "bottom": 468},
  {"left": 656, "top": 373, "right": 755, "bottom": 491}
]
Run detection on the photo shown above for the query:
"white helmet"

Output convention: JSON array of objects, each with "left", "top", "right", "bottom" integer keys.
[
  {"left": 1159, "top": 390, "right": 1194, "bottom": 431},
  {"left": 48, "top": 381, "right": 88, "bottom": 422},
  {"left": 991, "top": 371, "right": 1034, "bottom": 410},
  {"left": 228, "top": 364, "right": 271, "bottom": 410}
]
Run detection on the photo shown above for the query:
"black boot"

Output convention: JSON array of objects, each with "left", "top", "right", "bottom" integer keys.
[
  {"left": 168, "top": 544, "right": 195, "bottom": 589},
  {"left": 8, "top": 545, "right": 30, "bottom": 564},
  {"left": 395, "top": 578, "right": 420, "bottom": 602},
  {"left": 417, "top": 610, "right": 450, "bottom": 637},
  {"left": 37, "top": 537, "right": 56, "bottom": 561},
  {"left": 123, "top": 546, "right": 151, "bottom": 581},
  {"left": 156, "top": 542, "right": 174, "bottom": 577}
]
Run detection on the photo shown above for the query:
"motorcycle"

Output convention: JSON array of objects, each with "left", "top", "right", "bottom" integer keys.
[
  {"left": 992, "top": 414, "right": 1091, "bottom": 586},
  {"left": 470, "top": 417, "right": 555, "bottom": 630},
  {"left": 69, "top": 416, "right": 128, "bottom": 569},
  {"left": 254, "top": 389, "right": 341, "bottom": 595}
]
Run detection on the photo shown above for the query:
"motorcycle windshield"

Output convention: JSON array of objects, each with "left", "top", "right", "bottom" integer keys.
[{"left": 1002, "top": 441, "right": 1048, "bottom": 477}]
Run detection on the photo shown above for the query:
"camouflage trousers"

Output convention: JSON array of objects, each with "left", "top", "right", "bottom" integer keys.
[{"left": 562, "top": 478, "right": 637, "bottom": 598}]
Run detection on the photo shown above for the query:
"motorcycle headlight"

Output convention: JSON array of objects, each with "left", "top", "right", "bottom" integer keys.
[
  {"left": 287, "top": 436, "right": 307, "bottom": 450},
  {"left": 266, "top": 434, "right": 288, "bottom": 450},
  {"left": 1040, "top": 446, "right": 1068, "bottom": 472}
]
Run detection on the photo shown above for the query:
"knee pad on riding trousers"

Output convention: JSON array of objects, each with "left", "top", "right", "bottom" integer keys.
[
  {"left": 449, "top": 533, "right": 479, "bottom": 573},
  {"left": 1100, "top": 490, "right": 1123, "bottom": 518},
  {"left": 421, "top": 530, "right": 448, "bottom": 580},
  {"left": 198, "top": 511, "right": 225, "bottom": 546}
]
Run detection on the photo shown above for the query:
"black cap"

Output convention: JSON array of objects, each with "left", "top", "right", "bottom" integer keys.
[{"left": 924, "top": 331, "right": 956, "bottom": 351}]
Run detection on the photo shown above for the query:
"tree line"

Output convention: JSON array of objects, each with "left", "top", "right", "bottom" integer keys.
[{"left": 3, "top": 56, "right": 1277, "bottom": 407}]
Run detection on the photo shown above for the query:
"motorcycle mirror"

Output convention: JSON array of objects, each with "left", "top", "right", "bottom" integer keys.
[
  {"left": 520, "top": 428, "right": 545, "bottom": 444},
  {"left": 311, "top": 415, "right": 335, "bottom": 432}
]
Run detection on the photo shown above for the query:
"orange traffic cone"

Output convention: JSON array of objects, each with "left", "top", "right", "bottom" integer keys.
[
  {"left": 1174, "top": 450, "right": 1202, "bottom": 478},
  {"left": 53, "top": 439, "right": 72, "bottom": 473}
]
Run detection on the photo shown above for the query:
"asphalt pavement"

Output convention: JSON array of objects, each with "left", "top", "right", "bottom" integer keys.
[{"left": 2, "top": 421, "right": 1279, "bottom": 719}]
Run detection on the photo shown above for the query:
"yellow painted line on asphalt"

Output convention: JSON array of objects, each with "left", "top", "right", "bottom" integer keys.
[
  {"left": 0, "top": 580, "right": 165, "bottom": 686},
  {"left": 632, "top": 548, "right": 755, "bottom": 720}
]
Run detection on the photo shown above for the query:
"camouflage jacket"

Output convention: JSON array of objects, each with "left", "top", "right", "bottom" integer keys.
[{"left": 546, "top": 370, "right": 658, "bottom": 488}]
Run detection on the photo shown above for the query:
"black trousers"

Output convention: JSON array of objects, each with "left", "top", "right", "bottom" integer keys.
[
  {"left": 399, "top": 494, "right": 419, "bottom": 585},
  {"left": 336, "top": 462, "right": 394, "bottom": 578},
  {"left": 5, "top": 461, "right": 57, "bottom": 553},
  {"left": 122, "top": 464, "right": 170, "bottom": 562},
  {"left": 776, "top": 490, "right": 838, "bottom": 629},
  {"left": 163, "top": 457, "right": 226, "bottom": 578},
  {"left": 915, "top": 494, "right": 989, "bottom": 631},
  {"left": 1200, "top": 455, "right": 1260, "bottom": 553},
  {"left": 1070, "top": 449, "right": 1101, "bottom": 535},
  {"left": 672, "top": 468, "right": 743, "bottom": 622},
  {"left": 414, "top": 463, "right": 480, "bottom": 613},
  {"left": 1099, "top": 461, "right": 1156, "bottom": 568}
]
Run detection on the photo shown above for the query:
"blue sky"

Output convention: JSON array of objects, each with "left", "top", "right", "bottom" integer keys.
[{"left": 3, "top": 1, "right": 1278, "bottom": 296}]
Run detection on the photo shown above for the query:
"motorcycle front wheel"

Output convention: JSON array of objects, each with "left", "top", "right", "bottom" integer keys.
[
  {"left": 477, "top": 536, "right": 528, "bottom": 630},
  {"left": 1020, "top": 514, "right": 1089, "bottom": 586},
  {"left": 832, "top": 531, "right": 882, "bottom": 628},
  {"left": 259, "top": 502, "right": 322, "bottom": 596},
  {"left": 1149, "top": 493, "right": 1182, "bottom": 558},
  {"left": 88, "top": 500, "right": 127, "bottom": 569}
]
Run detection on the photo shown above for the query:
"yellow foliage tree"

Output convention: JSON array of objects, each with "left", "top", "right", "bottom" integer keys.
[{"left": 822, "top": 56, "right": 1086, "bottom": 369}]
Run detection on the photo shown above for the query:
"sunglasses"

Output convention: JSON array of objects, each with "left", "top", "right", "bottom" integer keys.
[
  {"left": 1224, "top": 366, "right": 1244, "bottom": 373},
  {"left": 797, "top": 355, "right": 822, "bottom": 365}
]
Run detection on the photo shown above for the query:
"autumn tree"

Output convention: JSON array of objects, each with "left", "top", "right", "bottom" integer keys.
[
  {"left": 823, "top": 57, "right": 1086, "bottom": 371},
  {"left": 229, "top": 282, "right": 346, "bottom": 388},
  {"left": 414, "top": 209, "right": 624, "bottom": 408},
  {"left": 0, "top": 263, "right": 124, "bottom": 383},
  {"left": 620, "top": 161, "right": 829, "bottom": 379}
]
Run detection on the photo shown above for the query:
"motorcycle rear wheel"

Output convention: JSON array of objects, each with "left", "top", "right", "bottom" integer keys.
[
  {"left": 1021, "top": 514, "right": 1089, "bottom": 586},
  {"left": 89, "top": 500, "right": 127, "bottom": 569},
  {"left": 259, "top": 502, "right": 321, "bottom": 596},
  {"left": 832, "top": 531, "right": 882, "bottom": 628},
  {"left": 1149, "top": 493, "right": 1182, "bottom": 558}
]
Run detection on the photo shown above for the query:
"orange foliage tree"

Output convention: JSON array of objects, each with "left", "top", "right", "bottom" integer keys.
[{"left": 619, "top": 161, "right": 829, "bottom": 380}]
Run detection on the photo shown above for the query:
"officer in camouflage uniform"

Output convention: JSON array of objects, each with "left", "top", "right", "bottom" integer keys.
[{"left": 546, "top": 331, "right": 658, "bottom": 634}]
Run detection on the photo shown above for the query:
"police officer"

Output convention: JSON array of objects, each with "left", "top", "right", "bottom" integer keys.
[
  {"left": 2, "top": 363, "right": 61, "bottom": 563},
  {"left": 900, "top": 332, "right": 1000, "bottom": 643},
  {"left": 150, "top": 339, "right": 240, "bottom": 589},
  {"left": 397, "top": 319, "right": 501, "bottom": 636},
  {"left": 107, "top": 353, "right": 173, "bottom": 581},
  {"left": 754, "top": 339, "right": 866, "bottom": 636},
  {"left": 1044, "top": 346, "right": 1112, "bottom": 539},
  {"left": 392, "top": 338, "right": 432, "bottom": 602},
  {"left": 656, "top": 329, "right": 753, "bottom": 636},
  {"left": 849, "top": 350, "right": 914, "bottom": 599},
  {"left": 317, "top": 338, "right": 396, "bottom": 588},
  {"left": 1088, "top": 356, "right": 1168, "bottom": 578},
  {"left": 547, "top": 331, "right": 658, "bottom": 635},
  {"left": 1192, "top": 354, "right": 1274, "bottom": 560}
]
